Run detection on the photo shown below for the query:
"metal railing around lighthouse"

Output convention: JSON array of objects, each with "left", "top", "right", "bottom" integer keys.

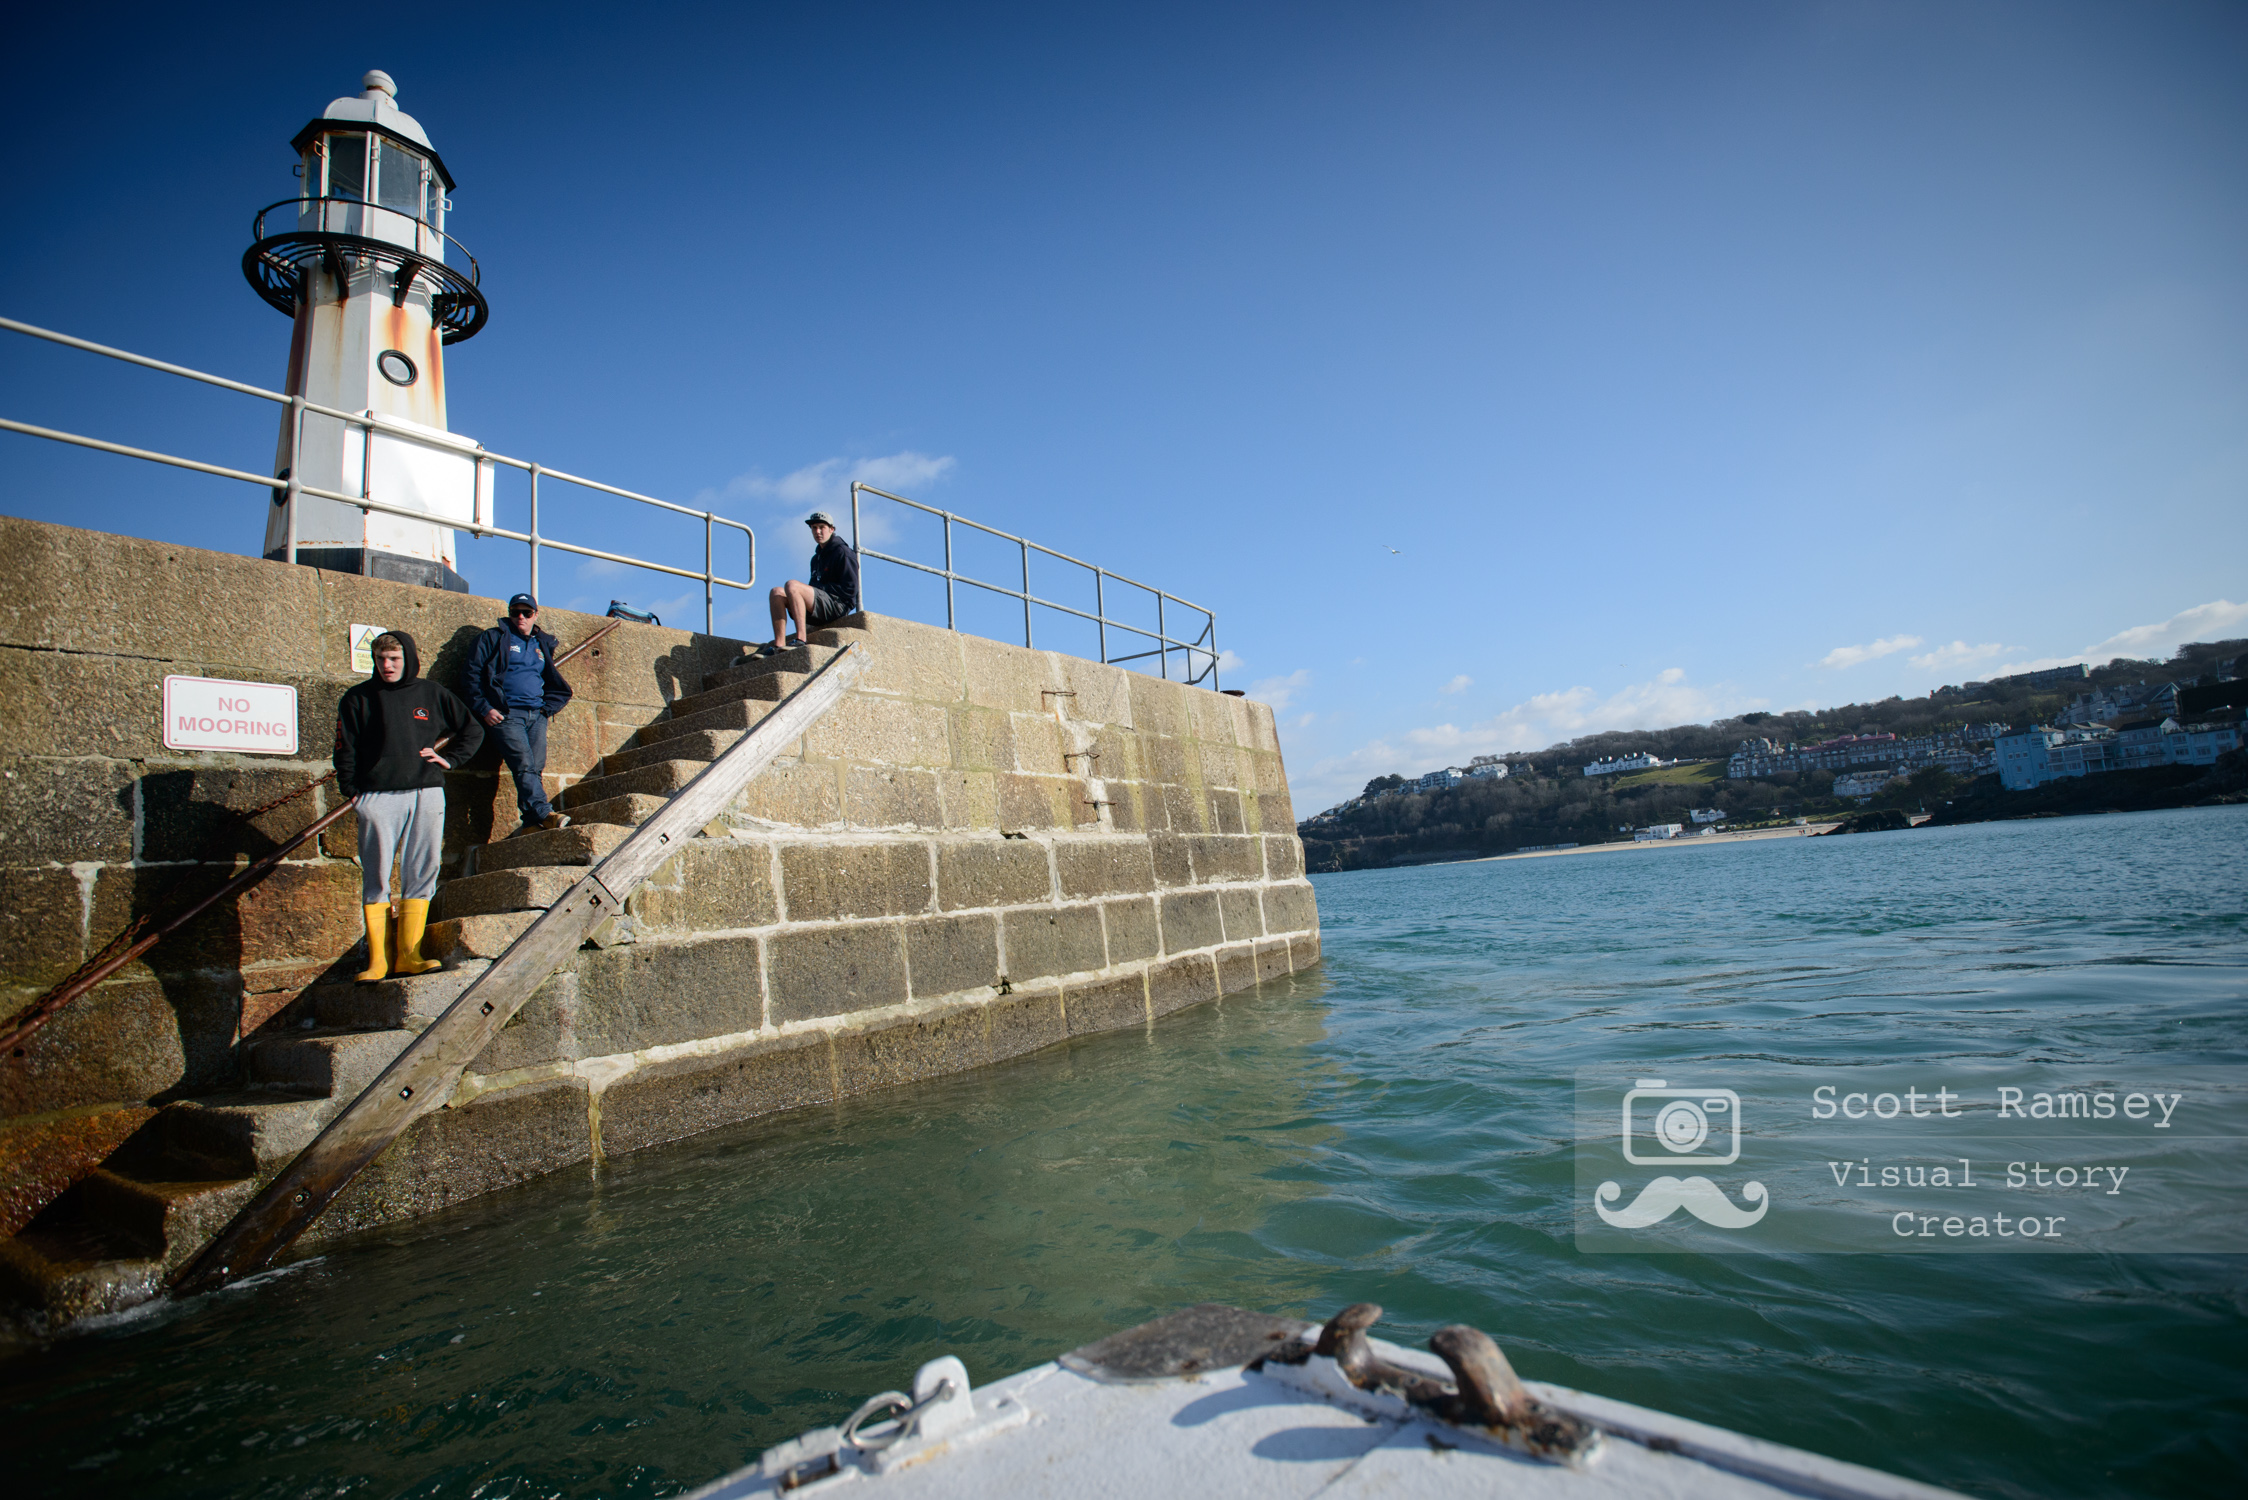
[{"left": 0, "top": 316, "right": 755, "bottom": 634}]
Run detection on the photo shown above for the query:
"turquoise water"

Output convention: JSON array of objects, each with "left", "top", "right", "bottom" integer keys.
[{"left": 7, "top": 806, "right": 2246, "bottom": 1498}]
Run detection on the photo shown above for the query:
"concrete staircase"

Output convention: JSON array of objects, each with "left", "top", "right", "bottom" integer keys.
[{"left": 0, "top": 625, "right": 866, "bottom": 1329}]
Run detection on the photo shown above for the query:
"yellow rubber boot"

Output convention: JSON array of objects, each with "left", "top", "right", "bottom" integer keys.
[
  {"left": 394, "top": 898, "right": 441, "bottom": 976},
  {"left": 355, "top": 903, "right": 392, "bottom": 983}
]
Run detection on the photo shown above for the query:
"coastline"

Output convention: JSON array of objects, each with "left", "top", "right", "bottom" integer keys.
[{"left": 1474, "top": 822, "right": 1844, "bottom": 862}]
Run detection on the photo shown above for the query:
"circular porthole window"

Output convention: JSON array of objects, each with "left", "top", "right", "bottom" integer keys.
[{"left": 377, "top": 349, "right": 419, "bottom": 386}]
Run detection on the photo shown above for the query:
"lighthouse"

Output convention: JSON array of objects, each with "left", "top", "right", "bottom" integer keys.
[{"left": 244, "top": 70, "right": 490, "bottom": 592}]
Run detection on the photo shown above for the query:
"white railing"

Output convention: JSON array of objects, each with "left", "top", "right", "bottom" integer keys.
[
  {"left": 849, "top": 482, "right": 1220, "bottom": 687},
  {"left": 0, "top": 317, "right": 754, "bottom": 633}
]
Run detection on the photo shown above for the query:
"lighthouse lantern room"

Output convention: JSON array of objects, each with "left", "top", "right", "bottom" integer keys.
[{"left": 245, "top": 70, "right": 491, "bottom": 592}]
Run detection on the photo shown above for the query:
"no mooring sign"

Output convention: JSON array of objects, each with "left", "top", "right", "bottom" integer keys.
[{"left": 162, "top": 675, "right": 299, "bottom": 755}]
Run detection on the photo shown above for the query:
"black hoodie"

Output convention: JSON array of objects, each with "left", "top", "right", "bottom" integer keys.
[{"left": 333, "top": 630, "right": 485, "bottom": 795}]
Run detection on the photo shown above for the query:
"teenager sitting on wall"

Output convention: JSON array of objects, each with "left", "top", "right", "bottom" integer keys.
[
  {"left": 466, "top": 593, "right": 576, "bottom": 838},
  {"left": 334, "top": 630, "right": 483, "bottom": 982},
  {"left": 757, "top": 510, "right": 858, "bottom": 657}
]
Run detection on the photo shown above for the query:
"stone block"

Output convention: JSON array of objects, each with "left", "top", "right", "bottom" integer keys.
[
  {"left": 1126, "top": 674, "right": 1192, "bottom": 741},
  {"left": 1240, "top": 698, "right": 1281, "bottom": 754},
  {"left": 575, "top": 935, "right": 763, "bottom": 1052},
  {"left": 1242, "top": 748, "right": 1289, "bottom": 796},
  {"left": 805, "top": 694, "right": 953, "bottom": 769},
  {"left": 1101, "top": 897, "right": 1160, "bottom": 965},
  {"left": 1054, "top": 839, "right": 1155, "bottom": 900},
  {"left": 1191, "top": 835, "right": 1264, "bottom": 884},
  {"left": 317, "top": 1076, "right": 592, "bottom": 1240},
  {"left": 1257, "top": 788, "right": 1296, "bottom": 831},
  {"left": 422, "top": 911, "right": 538, "bottom": 963},
  {"left": 0, "top": 867, "right": 89, "bottom": 993},
  {"left": 767, "top": 924, "right": 909, "bottom": 1024},
  {"left": 0, "top": 972, "right": 239, "bottom": 1118},
  {"left": 1099, "top": 781, "right": 1153, "bottom": 834},
  {"left": 1188, "top": 687, "right": 1243, "bottom": 748},
  {"left": 632, "top": 695, "right": 770, "bottom": 750},
  {"left": 560, "top": 758, "right": 700, "bottom": 811},
  {"left": 1219, "top": 887, "right": 1265, "bottom": 942},
  {"left": 778, "top": 841, "right": 932, "bottom": 922},
  {"left": 1289, "top": 931, "right": 1322, "bottom": 968},
  {"left": 843, "top": 765, "right": 945, "bottom": 829},
  {"left": 832, "top": 1004, "right": 991, "bottom": 1095},
  {"left": 948, "top": 707, "right": 1015, "bottom": 772},
  {"left": 0, "top": 757, "right": 136, "bottom": 865},
  {"left": 1216, "top": 942, "right": 1259, "bottom": 996},
  {"left": 1254, "top": 936, "right": 1293, "bottom": 984},
  {"left": 853, "top": 615, "right": 966, "bottom": 703},
  {"left": 1147, "top": 952, "right": 1218, "bottom": 1018},
  {"left": 1002, "top": 905, "right": 1106, "bottom": 982},
  {"left": 937, "top": 839, "right": 1054, "bottom": 910},
  {"left": 567, "top": 792, "right": 668, "bottom": 829},
  {"left": 664, "top": 669, "right": 806, "bottom": 725},
  {"left": 1198, "top": 740, "right": 1245, "bottom": 790},
  {"left": 471, "top": 970, "right": 578, "bottom": 1074},
  {"left": 904, "top": 913, "right": 1000, "bottom": 998},
  {"left": 475, "top": 821, "right": 632, "bottom": 872},
  {"left": 937, "top": 770, "right": 997, "bottom": 830},
  {"left": 0, "top": 517, "right": 323, "bottom": 667},
  {"left": 1048, "top": 657, "right": 1134, "bottom": 729},
  {"left": 1149, "top": 832, "right": 1194, "bottom": 888},
  {"left": 1206, "top": 788, "right": 1246, "bottom": 836},
  {"left": 1160, "top": 783, "right": 1207, "bottom": 835},
  {"left": 986, "top": 987, "right": 1069, "bottom": 1061},
  {"left": 1064, "top": 972, "right": 1148, "bottom": 1037},
  {"left": 601, "top": 728, "right": 741, "bottom": 777},
  {"left": 1159, "top": 890, "right": 1224, "bottom": 955},
  {"left": 1009, "top": 712, "right": 1066, "bottom": 774},
  {"left": 430, "top": 865, "right": 583, "bottom": 922},
  {"left": 731, "top": 760, "right": 842, "bottom": 828},
  {"left": 94, "top": 860, "right": 366, "bottom": 979},
  {"left": 1264, "top": 881, "right": 1319, "bottom": 935},
  {"left": 0, "top": 1105, "right": 156, "bottom": 1238},
  {"left": 961, "top": 633, "right": 1056, "bottom": 715},
  {"left": 1145, "top": 735, "right": 1195, "bottom": 786},
  {"left": 596, "top": 1033, "right": 834, "bottom": 1156},
  {"left": 631, "top": 837, "right": 779, "bottom": 933},
  {"left": 997, "top": 772, "right": 1072, "bottom": 830},
  {"left": 1263, "top": 834, "right": 1304, "bottom": 881}
]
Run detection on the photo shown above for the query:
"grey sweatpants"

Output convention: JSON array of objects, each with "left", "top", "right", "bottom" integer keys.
[{"left": 356, "top": 786, "right": 446, "bottom": 904}]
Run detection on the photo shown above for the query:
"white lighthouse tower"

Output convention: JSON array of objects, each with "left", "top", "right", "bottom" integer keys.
[{"left": 245, "top": 70, "right": 490, "bottom": 591}]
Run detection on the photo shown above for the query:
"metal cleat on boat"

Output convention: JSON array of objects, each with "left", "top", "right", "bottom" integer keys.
[
  {"left": 751, "top": 1354, "right": 1031, "bottom": 1492},
  {"left": 1255, "top": 1302, "right": 1606, "bottom": 1468}
]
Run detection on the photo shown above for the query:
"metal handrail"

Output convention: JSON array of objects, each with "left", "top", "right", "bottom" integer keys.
[
  {"left": 848, "top": 482, "right": 1219, "bottom": 688},
  {"left": 251, "top": 196, "right": 482, "bottom": 281},
  {"left": 0, "top": 316, "right": 754, "bottom": 633}
]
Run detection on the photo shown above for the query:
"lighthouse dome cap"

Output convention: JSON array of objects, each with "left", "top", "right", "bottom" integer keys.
[{"left": 293, "top": 69, "right": 456, "bottom": 190}]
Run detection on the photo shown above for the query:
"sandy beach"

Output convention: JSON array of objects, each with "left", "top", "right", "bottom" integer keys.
[{"left": 1474, "top": 822, "right": 1844, "bottom": 862}]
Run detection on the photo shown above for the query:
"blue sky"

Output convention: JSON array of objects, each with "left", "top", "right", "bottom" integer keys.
[{"left": 3, "top": 2, "right": 2243, "bottom": 811}]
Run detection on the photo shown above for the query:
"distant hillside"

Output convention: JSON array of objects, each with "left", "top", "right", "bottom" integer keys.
[{"left": 1299, "top": 639, "right": 2247, "bottom": 874}]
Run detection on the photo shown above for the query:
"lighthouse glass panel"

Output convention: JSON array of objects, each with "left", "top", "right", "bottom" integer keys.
[
  {"left": 326, "top": 134, "right": 367, "bottom": 201},
  {"left": 376, "top": 140, "right": 426, "bottom": 218}
]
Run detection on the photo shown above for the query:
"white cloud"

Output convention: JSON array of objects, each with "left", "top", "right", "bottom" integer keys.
[
  {"left": 1906, "top": 640, "right": 2009, "bottom": 672},
  {"left": 1216, "top": 649, "right": 1249, "bottom": 676},
  {"left": 1292, "top": 667, "right": 1762, "bottom": 809},
  {"left": 699, "top": 451, "right": 956, "bottom": 546},
  {"left": 1248, "top": 669, "right": 1311, "bottom": 710},
  {"left": 1819, "top": 635, "right": 1924, "bottom": 670},
  {"left": 1991, "top": 598, "right": 2248, "bottom": 676},
  {"left": 1440, "top": 674, "right": 1473, "bottom": 695}
]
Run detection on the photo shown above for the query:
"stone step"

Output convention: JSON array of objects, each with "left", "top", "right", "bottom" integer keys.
[
  {"left": 155, "top": 1093, "right": 337, "bottom": 1178},
  {"left": 601, "top": 728, "right": 741, "bottom": 778},
  {"left": 247, "top": 1027, "right": 414, "bottom": 1095},
  {"left": 631, "top": 695, "right": 773, "bottom": 751},
  {"left": 432, "top": 865, "right": 584, "bottom": 922},
  {"left": 564, "top": 791, "right": 668, "bottom": 829},
  {"left": 0, "top": 1214, "right": 163, "bottom": 1327},
  {"left": 70, "top": 1167, "right": 259, "bottom": 1275},
  {"left": 699, "top": 641, "right": 835, "bottom": 693},
  {"left": 665, "top": 668, "right": 808, "bottom": 725},
  {"left": 559, "top": 758, "right": 706, "bottom": 812},
  {"left": 422, "top": 913, "right": 538, "bottom": 964},
  {"left": 313, "top": 960, "right": 494, "bottom": 1029},
  {"left": 475, "top": 822, "right": 631, "bottom": 873}
]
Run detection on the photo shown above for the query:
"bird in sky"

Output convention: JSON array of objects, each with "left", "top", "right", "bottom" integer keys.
[{"left": 1386, "top": 546, "right": 1401, "bottom": 555}]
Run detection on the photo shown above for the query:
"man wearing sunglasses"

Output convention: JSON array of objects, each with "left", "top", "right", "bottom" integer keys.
[{"left": 467, "top": 592, "right": 576, "bottom": 838}]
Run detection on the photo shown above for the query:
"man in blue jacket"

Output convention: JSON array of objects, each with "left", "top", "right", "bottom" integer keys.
[
  {"left": 758, "top": 510, "right": 859, "bottom": 657},
  {"left": 466, "top": 592, "right": 575, "bottom": 837}
]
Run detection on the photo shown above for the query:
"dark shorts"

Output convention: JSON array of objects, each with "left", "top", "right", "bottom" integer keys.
[{"left": 806, "top": 587, "right": 849, "bottom": 627}]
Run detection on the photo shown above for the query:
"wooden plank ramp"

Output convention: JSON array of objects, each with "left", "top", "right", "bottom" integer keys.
[{"left": 172, "top": 643, "right": 868, "bottom": 1297}]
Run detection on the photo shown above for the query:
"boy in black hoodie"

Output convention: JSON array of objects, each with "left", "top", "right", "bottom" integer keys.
[{"left": 333, "top": 631, "right": 483, "bottom": 981}]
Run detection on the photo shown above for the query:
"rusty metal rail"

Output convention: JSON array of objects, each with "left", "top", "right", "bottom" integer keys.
[
  {"left": 173, "top": 641, "right": 866, "bottom": 1297},
  {"left": 0, "top": 619, "right": 622, "bottom": 1060}
]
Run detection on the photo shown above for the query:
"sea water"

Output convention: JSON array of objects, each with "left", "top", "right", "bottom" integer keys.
[{"left": 7, "top": 805, "right": 2245, "bottom": 1499}]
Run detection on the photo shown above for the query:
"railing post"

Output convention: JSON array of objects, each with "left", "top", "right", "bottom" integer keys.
[
  {"left": 850, "top": 482, "right": 863, "bottom": 615},
  {"left": 704, "top": 511, "right": 715, "bottom": 636},
  {"left": 1021, "top": 538, "right": 1032, "bottom": 649},
  {"left": 1158, "top": 593, "right": 1168, "bottom": 680},
  {"left": 283, "top": 394, "right": 303, "bottom": 565},
  {"left": 1095, "top": 570, "right": 1106, "bottom": 664},
  {"left": 1208, "top": 616, "right": 1219, "bottom": 690},
  {"left": 528, "top": 462, "right": 541, "bottom": 599},
  {"left": 943, "top": 514, "right": 955, "bottom": 631}
]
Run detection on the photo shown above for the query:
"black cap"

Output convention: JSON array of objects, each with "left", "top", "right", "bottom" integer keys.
[{"left": 508, "top": 593, "right": 538, "bottom": 613}]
